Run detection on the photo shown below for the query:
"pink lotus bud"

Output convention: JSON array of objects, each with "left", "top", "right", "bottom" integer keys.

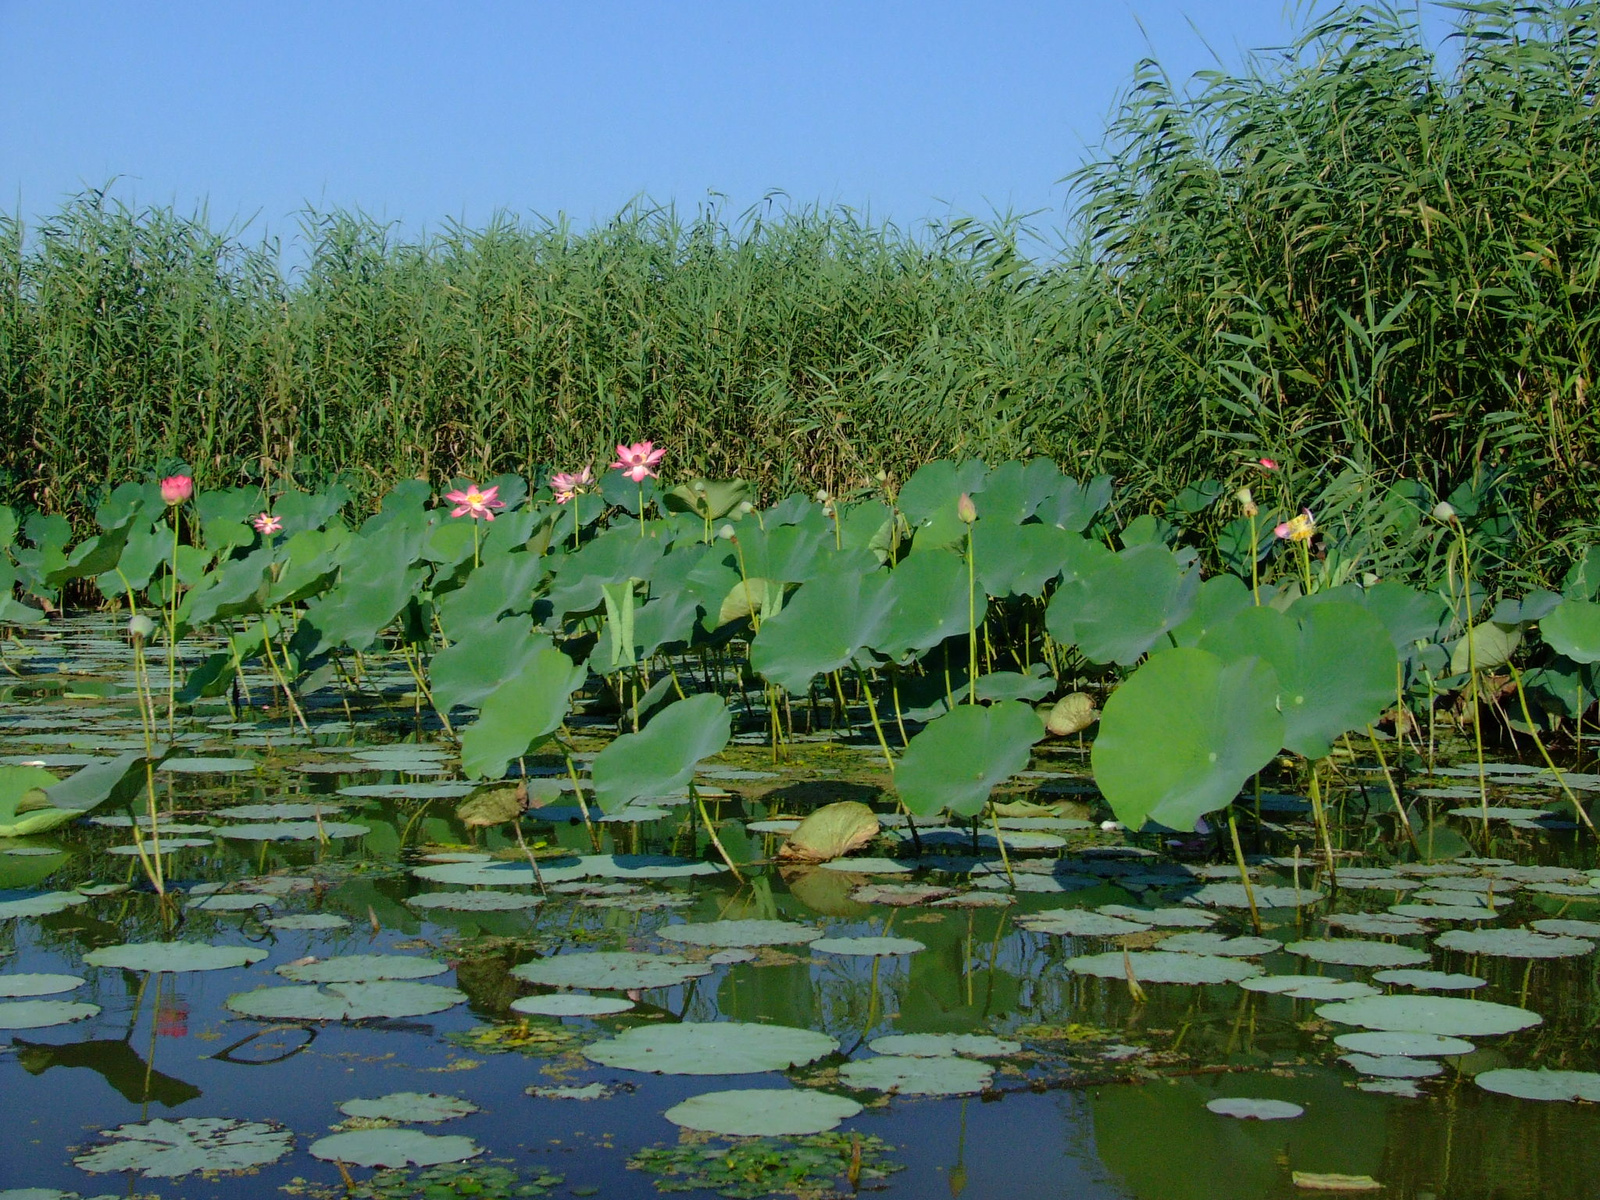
[
  {"left": 957, "top": 493, "right": 977, "bottom": 524},
  {"left": 1258, "top": 458, "right": 1278, "bottom": 471},
  {"left": 159, "top": 475, "right": 193, "bottom": 505}
]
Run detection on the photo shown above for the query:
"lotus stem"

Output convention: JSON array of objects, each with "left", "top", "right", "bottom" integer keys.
[
  {"left": 1227, "top": 809, "right": 1261, "bottom": 935},
  {"left": 1507, "top": 661, "right": 1596, "bottom": 837}
]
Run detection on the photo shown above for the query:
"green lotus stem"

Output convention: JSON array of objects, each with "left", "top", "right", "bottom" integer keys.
[
  {"left": 560, "top": 743, "right": 601, "bottom": 853},
  {"left": 1248, "top": 512, "right": 1260, "bottom": 604},
  {"left": 692, "top": 783, "right": 744, "bottom": 883},
  {"left": 258, "top": 612, "right": 311, "bottom": 736},
  {"left": 165, "top": 508, "right": 181, "bottom": 738},
  {"left": 1366, "top": 723, "right": 1421, "bottom": 855},
  {"left": 988, "top": 807, "right": 1016, "bottom": 888},
  {"left": 1507, "top": 661, "right": 1597, "bottom": 837},
  {"left": 1226, "top": 810, "right": 1261, "bottom": 935},
  {"left": 1306, "top": 760, "right": 1337, "bottom": 886},
  {"left": 510, "top": 814, "right": 548, "bottom": 895},
  {"left": 965, "top": 524, "right": 978, "bottom": 704},
  {"left": 1453, "top": 521, "right": 1489, "bottom": 826}
]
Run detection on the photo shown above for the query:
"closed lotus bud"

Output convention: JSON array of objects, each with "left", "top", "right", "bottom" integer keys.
[
  {"left": 814, "top": 489, "right": 830, "bottom": 503},
  {"left": 716, "top": 524, "right": 736, "bottom": 540},
  {"left": 1235, "top": 486, "right": 1258, "bottom": 518},
  {"left": 1432, "top": 501, "right": 1457, "bottom": 522},
  {"left": 957, "top": 493, "right": 977, "bottom": 524},
  {"left": 127, "top": 614, "right": 156, "bottom": 642},
  {"left": 737, "top": 500, "right": 754, "bottom": 515}
]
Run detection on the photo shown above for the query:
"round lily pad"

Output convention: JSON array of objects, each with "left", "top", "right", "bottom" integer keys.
[
  {"left": 1160, "top": 933, "right": 1279, "bottom": 957},
  {"left": 1286, "top": 939, "right": 1431, "bottom": 968},
  {"left": 511, "top": 993, "right": 635, "bottom": 1017},
  {"left": 412, "top": 860, "right": 545, "bottom": 887},
  {"left": 664, "top": 1088, "right": 862, "bottom": 1136},
  {"left": 1317, "top": 995, "right": 1541, "bottom": 1036},
  {"left": 658, "top": 919, "right": 823, "bottom": 948},
  {"left": 1435, "top": 928, "right": 1593, "bottom": 958},
  {"left": 1475, "top": 1068, "right": 1600, "bottom": 1102},
  {"left": 338, "top": 783, "right": 474, "bottom": 800},
  {"left": 185, "top": 893, "right": 282, "bottom": 912},
  {"left": 818, "top": 858, "right": 916, "bottom": 875},
  {"left": 263, "top": 914, "right": 352, "bottom": 931},
  {"left": 1372, "top": 969, "right": 1485, "bottom": 991},
  {"left": 1334, "top": 1032, "right": 1474, "bottom": 1056},
  {"left": 1206, "top": 1098, "right": 1303, "bottom": 1120},
  {"left": 1238, "top": 976, "right": 1380, "bottom": 1001},
  {"left": 74, "top": 1118, "right": 292, "bottom": 1178},
  {"left": 809, "top": 936, "right": 925, "bottom": 957},
  {"left": 1018, "top": 911, "right": 1150, "bottom": 937},
  {"left": 214, "top": 803, "right": 348, "bottom": 821},
  {"left": 277, "top": 954, "right": 447, "bottom": 983},
  {"left": 338, "top": 1093, "right": 479, "bottom": 1123},
  {"left": 409, "top": 891, "right": 544, "bottom": 912},
  {"left": 1388, "top": 903, "right": 1502, "bottom": 922},
  {"left": 216, "top": 821, "right": 370, "bottom": 841},
  {"left": 1097, "top": 905, "right": 1217, "bottom": 928},
  {"left": 838, "top": 1054, "right": 992, "bottom": 1096},
  {"left": 1340, "top": 1053, "right": 1443, "bottom": 1079},
  {"left": 225, "top": 981, "right": 466, "bottom": 1021},
  {"left": 584, "top": 1021, "right": 838, "bottom": 1075},
  {"left": 84, "top": 942, "right": 268, "bottom": 973},
  {"left": 866, "top": 1033, "right": 1021, "bottom": 1058},
  {"left": 159, "top": 757, "right": 258, "bottom": 774},
  {"left": 308, "top": 1129, "right": 481, "bottom": 1168},
  {"left": 1531, "top": 919, "right": 1600, "bottom": 938},
  {"left": 1186, "top": 883, "right": 1324, "bottom": 909},
  {"left": 105, "top": 838, "right": 214, "bottom": 855},
  {"left": 1066, "top": 951, "right": 1263, "bottom": 985},
  {"left": 0, "top": 999, "right": 101, "bottom": 1028},
  {"left": 1326, "top": 913, "right": 1431, "bottom": 937},
  {"left": 0, "top": 973, "right": 84, "bottom": 997},
  {"left": 511, "top": 952, "right": 712, "bottom": 991}
]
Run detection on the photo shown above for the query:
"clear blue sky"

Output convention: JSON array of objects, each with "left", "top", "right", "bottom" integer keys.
[{"left": 0, "top": 1, "right": 1447, "bottom": 254}]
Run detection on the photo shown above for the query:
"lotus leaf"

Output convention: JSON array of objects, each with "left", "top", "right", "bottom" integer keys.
[
  {"left": 459, "top": 645, "right": 587, "bottom": 780},
  {"left": 214, "top": 802, "right": 347, "bottom": 820},
  {"left": 410, "top": 891, "right": 544, "bottom": 912},
  {"left": 308, "top": 1129, "right": 481, "bottom": 1168},
  {"left": 1186, "top": 883, "right": 1321, "bottom": 909},
  {"left": 186, "top": 893, "right": 282, "bottom": 911},
  {"left": 1097, "top": 905, "right": 1217, "bottom": 927},
  {"left": 664, "top": 1088, "right": 862, "bottom": 1137},
  {"left": 660, "top": 919, "right": 823, "bottom": 947},
  {"left": 1434, "top": 928, "right": 1592, "bottom": 958},
  {"left": 338, "top": 1092, "right": 479, "bottom": 1123},
  {"left": 264, "top": 914, "right": 352, "bottom": 931},
  {"left": 1205, "top": 1098, "right": 1303, "bottom": 1120},
  {"left": 83, "top": 942, "right": 267, "bottom": 973},
  {"left": 749, "top": 568, "right": 894, "bottom": 693},
  {"left": 158, "top": 757, "right": 258, "bottom": 773},
  {"left": 225, "top": 981, "right": 466, "bottom": 1021},
  {"left": 1047, "top": 542, "right": 1198, "bottom": 665},
  {"left": 0, "top": 973, "right": 84, "bottom": 997},
  {"left": 1531, "top": 919, "right": 1600, "bottom": 937},
  {"left": 277, "top": 953, "right": 447, "bottom": 983},
  {"left": 511, "top": 952, "right": 713, "bottom": 991},
  {"left": 1371, "top": 969, "right": 1485, "bottom": 990},
  {"left": 1541, "top": 599, "right": 1600, "bottom": 663},
  {"left": 875, "top": 550, "right": 980, "bottom": 659},
  {"left": 1475, "top": 1068, "right": 1600, "bottom": 1102},
  {"left": 1017, "top": 911, "right": 1150, "bottom": 937},
  {"left": 590, "top": 693, "right": 731, "bottom": 812},
  {"left": 74, "top": 1118, "right": 293, "bottom": 1178},
  {"left": 584, "top": 1021, "right": 838, "bottom": 1074},
  {"left": 1286, "top": 939, "right": 1431, "bottom": 968},
  {"left": 1341, "top": 1053, "right": 1443, "bottom": 1079},
  {"left": 867, "top": 1033, "right": 1020, "bottom": 1058},
  {"left": 1317, "top": 995, "right": 1541, "bottom": 1035},
  {"left": 838, "top": 1054, "right": 991, "bottom": 1096},
  {"left": 511, "top": 993, "right": 635, "bottom": 1017},
  {"left": 809, "top": 936, "right": 925, "bottom": 956},
  {"left": 1159, "top": 933, "right": 1279, "bottom": 956},
  {"left": 0, "top": 999, "right": 100, "bottom": 1028},
  {"left": 1066, "top": 951, "right": 1263, "bottom": 984},
  {"left": 1092, "top": 648, "right": 1283, "bottom": 833},
  {"left": 817, "top": 857, "right": 916, "bottom": 874},
  {"left": 1334, "top": 1032, "right": 1473, "bottom": 1056},
  {"left": 1240, "top": 976, "right": 1379, "bottom": 1000},
  {"left": 776, "top": 801, "right": 880, "bottom": 863},
  {"left": 216, "top": 820, "right": 369, "bottom": 841},
  {"left": 895, "top": 700, "right": 1043, "bottom": 818}
]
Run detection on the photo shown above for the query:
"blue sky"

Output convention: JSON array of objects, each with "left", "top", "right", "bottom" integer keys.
[{"left": 0, "top": 2, "right": 1447, "bottom": 253}]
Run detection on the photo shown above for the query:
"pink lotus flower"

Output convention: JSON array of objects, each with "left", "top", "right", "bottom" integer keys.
[
  {"left": 611, "top": 440, "right": 665, "bottom": 483},
  {"left": 445, "top": 483, "right": 506, "bottom": 520},
  {"left": 551, "top": 465, "right": 595, "bottom": 504},
  {"left": 1275, "top": 508, "right": 1316, "bottom": 542},
  {"left": 1258, "top": 458, "right": 1279, "bottom": 471},
  {"left": 159, "top": 475, "right": 193, "bottom": 505},
  {"left": 251, "top": 512, "right": 283, "bottom": 536}
]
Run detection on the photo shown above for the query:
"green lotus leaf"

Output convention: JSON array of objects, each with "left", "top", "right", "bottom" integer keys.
[
  {"left": 0, "top": 891, "right": 87, "bottom": 920},
  {"left": 510, "top": 993, "right": 635, "bottom": 1017},
  {"left": 1205, "top": 1098, "right": 1303, "bottom": 1120},
  {"left": 1047, "top": 542, "right": 1198, "bottom": 665},
  {"left": 1065, "top": 951, "right": 1264, "bottom": 984},
  {"left": 1091, "top": 647, "right": 1283, "bottom": 832},
  {"left": 809, "top": 936, "right": 925, "bottom": 956},
  {"left": 866, "top": 1033, "right": 1020, "bottom": 1058},
  {"left": 1334, "top": 1032, "right": 1474, "bottom": 1057},
  {"left": 875, "top": 550, "right": 981, "bottom": 660},
  {"left": 276, "top": 954, "right": 447, "bottom": 983},
  {"left": 1475, "top": 1068, "right": 1600, "bottom": 1102},
  {"left": 589, "top": 693, "right": 730, "bottom": 812},
  {"left": 1316, "top": 995, "right": 1541, "bottom": 1036},
  {"left": 1285, "top": 939, "right": 1430, "bottom": 968},
  {"left": 0, "top": 973, "right": 84, "bottom": 998},
  {"left": 658, "top": 919, "right": 822, "bottom": 947},
  {"left": 1540, "top": 597, "right": 1600, "bottom": 663},
  {"left": 584, "top": 1021, "right": 838, "bottom": 1074},
  {"left": 74, "top": 1118, "right": 293, "bottom": 1179},
  {"left": 750, "top": 568, "right": 895, "bottom": 693},
  {"left": 459, "top": 644, "right": 586, "bottom": 780},
  {"left": 895, "top": 700, "right": 1043, "bottom": 819},
  {"left": 337, "top": 1093, "right": 479, "bottom": 1123},
  {"left": 0, "top": 999, "right": 101, "bottom": 1029},
  {"left": 84, "top": 942, "right": 268, "bottom": 973},
  {"left": 1450, "top": 620, "right": 1522, "bottom": 674},
  {"left": 308, "top": 1129, "right": 481, "bottom": 1168},
  {"left": 974, "top": 521, "right": 1070, "bottom": 599},
  {"left": 429, "top": 621, "right": 554, "bottom": 713},
  {"left": 664, "top": 1088, "right": 861, "bottom": 1137},
  {"left": 225, "top": 981, "right": 466, "bottom": 1021},
  {"left": 838, "top": 1054, "right": 992, "bottom": 1095},
  {"left": 510, "top": 951, "right": 712, "bottom": 990},
  {"left": 1434, "top": 928, "right": 1593, "bottom": 958},
  {"left": 661, "top": 478, "right": 752, "bottom": 520}
]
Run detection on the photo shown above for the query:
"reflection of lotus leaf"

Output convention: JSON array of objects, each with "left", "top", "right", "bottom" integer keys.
[
  {"left": 338, "top": 1092, "right": 479, "bottom": 1123},
  {"left": 1335, "top": 1032, "right": 1473, "bottom": 1056},
  {"left": 1317, "top": 995, "right": 1541, "bottom": 1036},
  {"left": 1066, "top": 952, "right": 1263, "bottom": 985},
  {"left": 867, "top": 1033, "right": 1020, "bottom": 1058},
  {"left": 0, "top": 999, "right": 101, "bottom": 1028},
  {"left": 74, "top": 1117, "right": 293, "bottom": 1178},
  {"left": 0, "top": 973, "right": 84, "bottom": 997},
  {"left": 83, "top": 942, "right": 267, "bottom": 973},
  {"left": 409, "top": 891, "right": 544, "bottom": 912},
  {"left": 511, "top": 952, "right": 712, "bottom": 991},
  {"left": 1206, "top": 1098, "right": 1303, "bottom": 1119},
  {"left": 225, "top": 981, "right": 466, "bottom": 1020},
  {"left": 1434, "top": 928, "right": 1593, "bottom": 958},
  {"left": 1475, "top": 1068, "right": 1600, "bottom": 1101},
  {"left": 584, "top": 1021, "right": 838, "bottom": 1074},
  {"left": 1286, "top": 939, "right": 1431, "bottom": 968},
  {"left": 658, "top": 919, "right": 823, "bottom": 948},
  {"left": 1370, "top": 969, "right": 1484, "bottom": 991},
  {"left": 511, "top": 993, "right": 635, "bottom": 1017},
  {"left": 838, "top": 1054, "right": 991, "bottom": 1095},
  {"left": 809, "top": 936, "right": 925, "bottom": 956},
  {"left": 664, "top": 1088, "right": 862, "bottom": 1136},
  {"left": 308, "top": 1129, "right": 481, "bottom": 1168},
  {"left": 0, "top": 892, "right": 87, "bottom": 920},
  {"left": 277, "top": 954, "right": 446, "bottom": 983}
]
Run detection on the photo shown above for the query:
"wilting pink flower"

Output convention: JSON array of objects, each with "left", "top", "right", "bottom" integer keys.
[
  {"left": 551, "top": 465, "right": 595, "bottom": 504},
  {"left": 610, "top": 441, "right": 665, "bottom": 483},
  {"left": 444, "top": 483, "right": 506, "bottom": 520},
  {"left": 154, "top": 997, "right": 188, "bottom": 1038},
  {"left": 1275, "top": 508, "right": 1316, "bottom": 543},
  {"left": 159, "top": 475, "right": 193, "bottom": 505},
  {"left": 251, "top": 512, "right": 283, "bottom": 536},
  {"left": 1258, "top": 458, "right": 1279, "bottom": 471}
]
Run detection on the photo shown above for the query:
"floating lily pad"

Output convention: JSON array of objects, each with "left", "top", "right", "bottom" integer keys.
[
  {"left": 412, "top": 860, "right": 547, "bottom": 887},
  {"left": 1205, "top": 1098, "right": 1303, "bottom": 1120},
  {"left": 1286, "top": 939, "right": 1431, "bottom": 968},
  {"left": 0, "top": 999, "right": 100, "bottom": 1028},
  {"left": 0, "top": 973, "right": 83, "bottom": 997},
  {"left": 159, "top": 757, "right": 259, "bottom": 774},
  {"left": 1238, "top": 975, "right": 1379, "bottom": 1001},
  {"left": 1159, "top": 933, "right": 1279, "bottom": 956},
  {"left": 339, "top": 783, "right": 475, "bottom": 800},
  {"left": 214, "top": 802, "right": 348, "bottom": 821},
  {"left": 849, "top": 884, "right": 955, "bottom": 907},
  {"left": 866, "top": 1033, "right": 1021, "bottom": 1058},
  {"left": 74, "top": 1117, "right": 292, "bottom": 1178},
  {"left": 1326, "top": 913, "right": 1431, "bottom": 937},
  {"left": 526, "top": 1083, "right": 612, "bottom": 1100},
  {"left": 184, "top": 893, "right": 282, "bottom": 912},
  {"left": 1340, "top": 1053, "right": 1443, "bottom": 1079},
  {"left": 1066, "top": 951, "right": 1263, "bottom": 984},
  {"left": 664, "top": 1088, "right": 862, "bottom": 1136},
  {"left": 511, "top": 993, "right": 635, "bottom": 1017},
  {"left": 1317, "top": 995, "right": 1541, "bottom": 1036},
  {"left": 277, "top": 954, "right": 447, "bottom": 983},
  {"left": 84, "top": 942, "right": 267, "bottom": 973},
  {"left": 1530, "top": 919, "right": 1600, "bottom": 938},
  {"left": 658, "top": 919, "right": 823, "bottom": 948},
  {"left": 541, "top": 854, "right": 726, "bottom": 882},
  {"left": 1388, "top": 903, "right": 1502, "bottom": 922},
  {"left": 263, "top": 914, "right": 352, "bottom": 931},
  {"left": 1018, "top": 911, "right": 1150, "bottom": 937},
  {"left": 584, "top": 1021, "right": 838, "bottom": 1074},
  {"left": 225, "top": 981, "right": 466, "bottom": 1021},
  {"left": 104, "top": 838, "right": 214, "bottom": 855},
  {"left": 1371, "top": 969, "right": 1485, "bottom": 990},
  {"left": 1186, "top": 883, "right": 1323, "bottom": 909},
  {"left": 809, "top": 936, "right": 925, "bottom": 956},
  {"left": 308, "top": 1129, "right": 481, "bottom": 1168},
  {"left": 817, "top": 857, "right": 916, "bottom": 875},
  {"left": 1435, "top": 928, "right": 1593, "bottom": 958},
  {"left": 1475, "top": 1068, "right": 1600, "bottom": 1102},
  {"left": 338, "top": 1093, "right": 479, "bottom": 1123},
  {"left": 409, "top": 891, "right": 544, "bottom": 912},
  {"left": 838, "top": 1054, "right": 992, "bottom": 1096},
  {"left": 216, "top": 821, "right": 370, "bottom": 841},
  {"left": 511, "top": 952, "right": 713, "bottom": 991},
  {"left": 1334, "top": 1032, "right": 1474, "bottom": 1056},
  {"left": 1097, "top": 905, "right": 1217, "bottom": 928}
]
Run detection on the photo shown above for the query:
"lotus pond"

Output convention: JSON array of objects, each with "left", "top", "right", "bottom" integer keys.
[{"left": 4, "top": 460, "right": 1600, "bottom": 1199}]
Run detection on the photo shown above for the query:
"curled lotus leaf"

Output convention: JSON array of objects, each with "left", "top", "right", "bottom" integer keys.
[
  {"left": 584, "top": 1021, "right": 838, "bottom": 1075},
  {"left": 1044, "top": 692, "right": 1098, "bottom": 737},
  {"left": 73, "top": 1118, "right": 293, "bottom": 1178},
  {"left": 776, "top": 801, "right": 880, "bottom": 863},
  {"left": 664, "top": 1088, "right": 862, "bottom": 1137}
]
